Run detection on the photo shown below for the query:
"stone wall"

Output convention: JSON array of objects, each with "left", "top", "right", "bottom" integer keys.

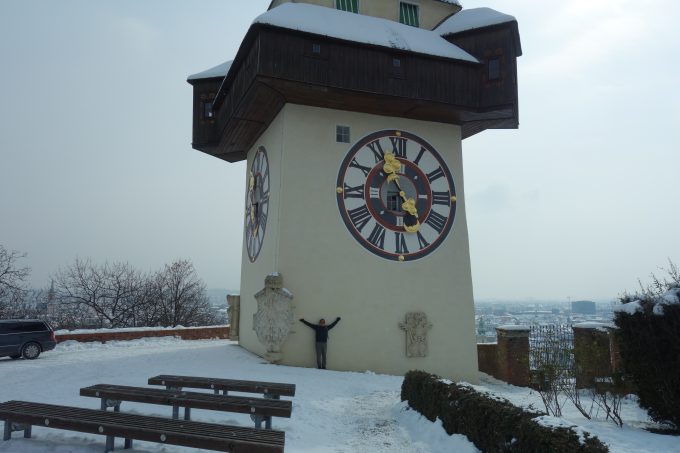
[
  {"left": 476, "top": 326, "right": 530, "bottom": 386},
  {"left": 56, "top": 326, "right": 230, "bottom": 343},
  {"left": 476, "top": 343, "right": 499, "bottom": 378},
  {"left": 495, "top": 326, "right": 530, "bottom": 386},
  {"left": 477, "top": 324, "right": 623, "bottom": 391}
]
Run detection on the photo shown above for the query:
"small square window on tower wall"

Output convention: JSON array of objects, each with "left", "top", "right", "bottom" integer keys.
[
  {"left": 336, "top": 125, "right": 351, "bottom": 143},
  {"left": 312, "top": 43, "right": 321, "bottom": 54},
  {"left": 488, "top": 58, "right": 501, "bottom": 81},
  {"left": 336, "top": 0, "right": 358, "bottom": 13}
]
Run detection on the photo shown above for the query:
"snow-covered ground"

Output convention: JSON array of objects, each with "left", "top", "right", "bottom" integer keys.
[
  {"left": 0, "top": 338, "right": 677, "bottom": 452},
  {"left": 0, "top": 338, "right": 476, "bottom": 452}
]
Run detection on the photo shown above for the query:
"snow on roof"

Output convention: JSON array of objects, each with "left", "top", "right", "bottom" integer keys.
[
  {"left": 436, "top": 7, "right": 516, "bottom": 36},
  {"left": 187, "top": 60, "right": 233, "bottom": 81},
  {"left": 254, "top": 3, "right": 478, "bottom": 63}
]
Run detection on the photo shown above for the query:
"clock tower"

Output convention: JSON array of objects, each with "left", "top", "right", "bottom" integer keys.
[{"left": 188, "top": 3, "right": 522, "bottom": 382}]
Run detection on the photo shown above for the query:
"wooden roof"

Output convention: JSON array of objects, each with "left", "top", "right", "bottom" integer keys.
[{"left": 189, "top": 5, "right": 522, "bottom": 162}]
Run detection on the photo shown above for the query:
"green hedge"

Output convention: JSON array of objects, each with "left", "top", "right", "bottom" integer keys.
[
  {"left": 401, "top": 370, "right": 608, "bottom": 452},
  {"left": 614, "top": 300, "right": 680, "bottom": 428}
]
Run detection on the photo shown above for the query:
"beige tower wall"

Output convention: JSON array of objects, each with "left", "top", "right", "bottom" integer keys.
[
  {"left": 239, "top": 104, "right": 478, "bottom": 383},
  {"left": 268, "top": 0, "right": 460, "bottom": 30},
  {"left": 237, "top": 112, "right": 284, "bottom": 359}
]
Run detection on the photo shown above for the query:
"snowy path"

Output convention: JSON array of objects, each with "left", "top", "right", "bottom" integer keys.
[{"left": 0, "top": 338, "right": 477, "bottom": 453}]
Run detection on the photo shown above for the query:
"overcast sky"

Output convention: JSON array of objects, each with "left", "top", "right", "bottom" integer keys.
[{"left": 1, "top": 0, "right": 679, "bottom": 301}]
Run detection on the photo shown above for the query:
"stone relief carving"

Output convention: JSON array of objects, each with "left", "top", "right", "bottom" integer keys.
[
  {"left": 253, "top": 273, "right": 294, "bottom": 363},
  {"left": 399, "top": 312, "right": 433, "bottom": 358},
  {"left": 226, "top": 294, "right": 240, "bottom": 341}
]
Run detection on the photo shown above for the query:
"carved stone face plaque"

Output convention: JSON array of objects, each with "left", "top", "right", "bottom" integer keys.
[
  {"left": 336, "top": 130, "right": 456, "bottom": 261},
  {"left": 245, "top": 146, "right": 270, "bottom": 262},
  {"left": 399, "top": 312, "right": 433, "bottom": 358}
]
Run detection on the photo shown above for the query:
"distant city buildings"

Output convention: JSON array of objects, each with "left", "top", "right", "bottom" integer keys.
[
  {"left": 475, "top": 300, "right": 613, "bottom": 342},
  {"left": 571, "top": 300, "right": 596, "bottom": 315}
]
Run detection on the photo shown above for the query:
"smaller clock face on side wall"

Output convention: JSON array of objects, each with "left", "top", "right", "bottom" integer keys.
[
  {"left": 336, "top": 130, "right": 456, "bottom": 262},
  {"left": 245, "top": 146, "right": 270, "bottom": 262}
]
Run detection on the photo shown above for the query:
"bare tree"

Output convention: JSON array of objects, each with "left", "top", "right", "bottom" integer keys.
[
  {"left": 53, "top": 259, "right": 147, "bottom": 328},
  {"left": 153, "top": 259, "right": 215, "bottom": 327},
  {"left": 0, "top": 245, "right": 31, "bottom": 318}
]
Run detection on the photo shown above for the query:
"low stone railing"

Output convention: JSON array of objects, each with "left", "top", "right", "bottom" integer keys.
[
  {"left": 55, "top": 325, "right": 230, "bottom": 343},
  {"left": 477, "top": 323, "right": 621, "bottom": 389}
]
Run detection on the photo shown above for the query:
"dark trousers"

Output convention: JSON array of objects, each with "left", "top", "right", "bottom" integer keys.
[{"left": 315, "top": 342, "right": 327, "bottom": 369}]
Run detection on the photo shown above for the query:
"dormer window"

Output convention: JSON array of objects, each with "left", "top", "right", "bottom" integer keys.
[
  {"left": 399, "top": 2, "right": 419, "bottom": 27},
  {"left": 336, "top": 0, "right": 358, "bottom": 13},
  {"left": 488, "top": 57, "right": 501, "bottom": 81},
  {"left": 202, "top": 100, "right": 214, "bottom": 119}
]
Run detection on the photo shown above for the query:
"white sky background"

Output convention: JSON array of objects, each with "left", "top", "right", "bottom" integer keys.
[{"left": 0, "top": 0, "right": 678, "bottom": 301}]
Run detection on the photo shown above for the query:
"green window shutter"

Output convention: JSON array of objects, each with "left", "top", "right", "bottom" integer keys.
[
  {"left": 399, "top": 2, "right": 419, "bottom": 27},
  {"left": 336, "top": 0, "right": 358, "bottom": 13}
]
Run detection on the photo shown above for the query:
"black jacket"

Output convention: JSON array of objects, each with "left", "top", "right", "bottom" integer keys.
[{"left": 300, "top": 318, "right": 340, "bottom": 343}]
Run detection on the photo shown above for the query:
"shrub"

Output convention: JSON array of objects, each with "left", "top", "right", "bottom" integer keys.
[
  {"left": 401, "top": 370, "right": 608, "bottom": 452},
  {"left": 614, "top": 281, "right": 680, "bottom": 428}
]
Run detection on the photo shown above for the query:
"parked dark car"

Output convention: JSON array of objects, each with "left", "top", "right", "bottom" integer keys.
[{"left": 0, "top": 320, "right": 57, "bottom": 360}]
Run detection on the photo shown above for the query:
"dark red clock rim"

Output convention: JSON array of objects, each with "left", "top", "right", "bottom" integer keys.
[{"left": 336, "top": 130, "right": 456, "bottom": 262}]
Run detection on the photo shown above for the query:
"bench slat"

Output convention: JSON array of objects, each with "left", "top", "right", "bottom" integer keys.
[
  {"left": 148, "top": 375, "right": 296, "bottom": 397},
  {"left": 81, "top": 385, "right": 292, "bottom": 418},
  {"left": 0, "top": 401, "right": 284, "bottom": 453},
  {"left": 0, "top": 401, "right": 285, "bottom": 442}
]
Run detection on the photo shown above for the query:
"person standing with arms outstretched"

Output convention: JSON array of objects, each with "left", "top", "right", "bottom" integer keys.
[{"left": 299, "top": 317, "right": 341, "bottom": 369}]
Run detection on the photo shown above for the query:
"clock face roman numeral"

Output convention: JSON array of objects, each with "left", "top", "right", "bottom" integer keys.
[
  {"left": 347, "top": 205, "right": 371, "bottom": 232},
  {"left": 413, "top": 146, "right": 426, "bottom": 166},
  {"left": 427, "top": 166, "right": 445, "bottom": 183},
  {"left": 366, "top": 139, "right": 385, "bottom": 163},
  {"left": 349, "top": 157, "right": 371, "bottom": 177},
  {"left": 259, "top": 201, "right": 268, "bottom": 227},
  {"left": 425, "top": 210, "right": 447, "bottom": 234},
  {"left": 417, "top": 231, "right": 430, "bottom": 250},
  {"left": 395, "top": 232, "right": 409, "bottom": 254},
  {"left": 432, "top": 191, "right": 451, "bottom": 206},
  {"left": 389, "top": 136, "right": 407, "bottom": 158},
  {"left": 343, "top": 183, "right": 365, "bottom": 199},
  {"left": 367, "top": 223, "right": 386, "bottom": 249}
]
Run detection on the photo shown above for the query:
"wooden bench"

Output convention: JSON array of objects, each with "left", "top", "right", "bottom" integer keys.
[
  {"left": 0, "top": 400, "right": 285, "bottom": 453},
  {"left": 148, "top": 375, "right": 296, "bottom": 400},
  {"left": 81, "top": 384, "right": 292, "bottom": 429}
]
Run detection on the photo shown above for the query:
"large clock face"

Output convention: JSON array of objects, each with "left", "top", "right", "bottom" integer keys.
[
  {"left": 336, "top": 130, "right": 456, "bottom": 262},
  {"left": 245, "top": 146, "right": 270, "bottom": 262}
]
